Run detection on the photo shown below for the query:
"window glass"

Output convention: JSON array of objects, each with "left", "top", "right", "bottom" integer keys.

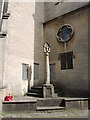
[
  {"left": 57, "top": 24, "right": 73, "bottom": 42},
  {"left": 34, "top": 63, "right": 39, "bottom": 80},
  {"left": 22, "top": 63, "right": 29, "bottom": 80},
  {"left": 61, "top": 54, "right": 67, "bottom": 70},
  {"left": 67, "top": 53, "right": 73, "bottom": 69},
  {"left": 60, "top": 51, "right": 73, "bottom": 70}
]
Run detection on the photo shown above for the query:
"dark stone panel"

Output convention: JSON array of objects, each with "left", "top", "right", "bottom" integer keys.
[
  {"left": 2, "top": 102, "right": 36, "bottom": 112},
  {"left": 65, "top": 100, "right": 88, "bottom": 109},
  {"left": 37, "top": 98, "right": 65, "bottom": 107}
]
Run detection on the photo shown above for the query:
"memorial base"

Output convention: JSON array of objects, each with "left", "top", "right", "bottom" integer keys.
[{"left": 43, "top": 84, "right": 55, "bottom": 98}]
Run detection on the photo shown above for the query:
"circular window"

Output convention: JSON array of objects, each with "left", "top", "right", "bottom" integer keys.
[{"left": 57, "top": 24, "right": 73, "bottom": 42}]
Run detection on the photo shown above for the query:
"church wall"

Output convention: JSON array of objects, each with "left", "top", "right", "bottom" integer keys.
[
  {"left": 44, "top": 7, "right": 88, "bottom": 97},
  {"left": 33, "top": 2, "right": 45, "bottom": 86},
  {"left": 0, "top": 2, "right": 89, "bottom": 97},
  {"left": 44, "top": 2, "right": 88, "bottom": 22}
]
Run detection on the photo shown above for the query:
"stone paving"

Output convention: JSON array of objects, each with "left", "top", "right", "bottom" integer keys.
[
  {"left": 0, "top": 109, "right": 88, "bottom": 118},
  {"left": 0, "top": 96, "right": 88, "bottom": 118}
]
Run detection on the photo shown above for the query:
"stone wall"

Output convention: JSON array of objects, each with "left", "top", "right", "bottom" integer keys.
[
  {"left": 1, "top": 2, "right": 45, "bottom": 96},
  {"left": 44, "top": 2, "right": 88, "bottom": 22},
  {"left": 2, "top": 2, "right": 34, "bottom": 96},
  {"left": 44, "top": 6, "right": 88, "bottom": 97},
  {"left": 0, "top": 2, "right": 89, "bottom": 97},
  {"left": 0, "top": 37, "right": 5, "bottom": 110},
  {"left": 34, "top": 2, "right": 45, "bottom": 86}
]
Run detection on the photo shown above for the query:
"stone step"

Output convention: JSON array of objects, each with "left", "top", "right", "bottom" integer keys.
[
  {"left": 31, "top": 86, "right": 42, "bottom": 90},
  {"left": 2, "top": 96, "right": 89, "bottom": 113},
  {"left": 27, "top": 92, "right": 43, "bottom": 98},
  {"left": 37, "top": 98, "right": 65, "bottom": 107},
  {"left": 36, "top": 106, "right": 65, "bottom": 111},
  {"left": 3, "top": 100, "right": 37, "bottom": 112},
  {"left": 29, "top": 89, "right": 43, "bottom": 94},
  {"left": 27, "top": 86, "right": 43, "bottom": 98},
  {"left": 29, "top": 86, "right": 59, "bottom": 98},
  {"left": 2, "top": 97, "right": 66, "bottom": 112},
  {"left": 54, "top": 93, "right": 58, "bottom": 97},
  {"left": 64, "top": 97, "right": 89, "bottom": 109}
]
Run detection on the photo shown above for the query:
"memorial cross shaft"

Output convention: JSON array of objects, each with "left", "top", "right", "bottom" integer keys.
[{"left": 43, "top": 42, "right": 51, "bottom": 85}]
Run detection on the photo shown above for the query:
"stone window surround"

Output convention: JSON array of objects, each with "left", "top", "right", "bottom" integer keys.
[
  {"left": 59, "top": 51, "right": 74, "bottom": 70},
  {"left": 22, "top": 63, "right": 29, "bottom": 80},
  {"left": 34, "top": 63, "right": 39, "bottom": 80}
]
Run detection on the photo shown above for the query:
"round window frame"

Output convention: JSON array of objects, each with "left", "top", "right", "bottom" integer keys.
[{"left": 56, "top": 24, "right": 74, "bottom": 43}]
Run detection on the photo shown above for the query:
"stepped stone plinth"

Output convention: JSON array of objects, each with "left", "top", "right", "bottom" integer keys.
[
  {"left": 43, "top": 84, "right": 57, "bottom": 98},
  {"left": 43, "top": 42, "right": 57, "bottom": 98}
]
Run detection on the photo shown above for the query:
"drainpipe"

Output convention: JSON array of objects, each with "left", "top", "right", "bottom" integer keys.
[
  {"left": 0, "top": 0, "right": 5, "bottom": 113},
  {"left": 0, "top": 0, "right": 4, "bottom": 31}
]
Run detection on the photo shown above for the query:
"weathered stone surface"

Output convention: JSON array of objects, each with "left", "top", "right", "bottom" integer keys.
[
  {"left": 2, "top": 2, "right": 45, "bottom": 96},
  {"left": 37, "top": 98, "right": 65, "bottom": 107},
  {"left": 44, "top": 6, "right": 88, "bottom": 97},
  {"left": 0, "top": 1, "right": 89, "bottom": 98},
  {"left": 44, "top": 2, "right": 88, "bottom": 22},
  {"left": 3, "top": 101, "right": 37, "bottom": 112},
  {"left": 43, "top": 84, "right": 56, "bottom": 98}
]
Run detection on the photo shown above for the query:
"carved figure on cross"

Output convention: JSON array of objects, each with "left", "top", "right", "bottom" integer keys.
[{"left": 43, "top": 42, "right": 51, "bottom": 53}]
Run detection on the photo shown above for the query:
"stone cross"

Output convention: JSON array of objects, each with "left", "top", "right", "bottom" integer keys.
[
  {"left": 43, "top": 42, "right": 51, "bottom": 84},
  {"left": 43, "top": 42, "right": 50, "bottom": 53}
]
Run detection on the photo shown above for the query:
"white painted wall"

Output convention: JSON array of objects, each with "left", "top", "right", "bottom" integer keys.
[{"left": 3, "top": 2, "right": 35, "bottom": 96}]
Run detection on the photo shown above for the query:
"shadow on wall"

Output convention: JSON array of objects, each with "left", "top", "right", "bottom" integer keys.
[
  {"left": 54, "top": 82, "right": 89, "bottom": 98},
  {"left": 31, "top": 2, "right": 89, "bottom": 99},
  {"left": 32, "top": 2, "right": 45, "bottom": 87}
]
